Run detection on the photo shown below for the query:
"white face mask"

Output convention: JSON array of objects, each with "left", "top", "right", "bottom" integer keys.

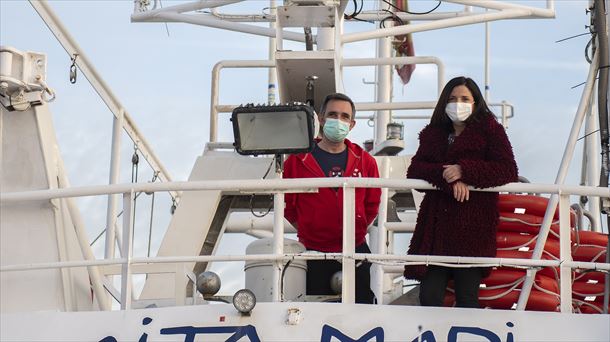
[{"left": 445, "top": 102, "right": 473, "bottom": 123}]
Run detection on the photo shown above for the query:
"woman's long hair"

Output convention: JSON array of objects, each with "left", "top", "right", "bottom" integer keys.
[{"left": 430, "top": 76, "right": 493, "bottom": 127}]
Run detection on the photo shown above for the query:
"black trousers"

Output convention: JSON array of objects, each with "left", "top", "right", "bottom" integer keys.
[
  {"left": 306, "top": 243, "right": 376, "bottom": 304},
  {"left": 419, "top": 265, "right": 482, "bottom": 308}
]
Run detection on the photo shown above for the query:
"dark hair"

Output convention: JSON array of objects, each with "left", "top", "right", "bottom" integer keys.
[
  {"left": 319, "top": 92, "right": 356, "bottom": 120},
  {"left": 430, "top": 76, "right": 493, "bottom": 127}
]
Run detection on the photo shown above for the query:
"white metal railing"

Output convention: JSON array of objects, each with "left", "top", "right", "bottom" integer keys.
[
  {"left": 209, "top": 56, "right": 446, "bottom": 143},
  {"left": 1, "top": 178, "right": 608, "bottom": 312}
]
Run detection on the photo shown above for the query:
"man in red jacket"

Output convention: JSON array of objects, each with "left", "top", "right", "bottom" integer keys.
[{"left": 284, "top": 93, "right": 381, "bottom": 304}]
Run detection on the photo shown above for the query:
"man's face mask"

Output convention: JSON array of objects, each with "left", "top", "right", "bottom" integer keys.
[
  {"left": 323, "top": 118, "right": 350, "bottom": 142},
  {"left": 445, "top": 102, "right": 473, "bottom": 123}
]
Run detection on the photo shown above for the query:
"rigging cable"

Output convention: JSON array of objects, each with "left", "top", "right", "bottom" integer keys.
[
  {"left": 382, "top": 0, "right": 441, "bottom": 15},
  {"left": 344, "top": 0, "right": 367, "bottom": 22}
]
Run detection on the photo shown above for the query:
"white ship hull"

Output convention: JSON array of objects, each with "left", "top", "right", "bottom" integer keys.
[{"left": 2, "top": 302, "right": 609, "bottom": 341}]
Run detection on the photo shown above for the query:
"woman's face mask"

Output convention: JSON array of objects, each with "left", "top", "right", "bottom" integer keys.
[
  {"left": 445, "top": 102, "right": 473, "bottom": 123},
  {"left": 323, "top": 118, "right": 350, "bottom": 142}
]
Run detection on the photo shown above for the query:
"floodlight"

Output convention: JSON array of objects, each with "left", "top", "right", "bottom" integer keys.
[
  {"left": 232, "top": 288, "right": 257, "bottom": 315},
  {"left": 231, "top": 104, "right": 316, "bottom": 156}
]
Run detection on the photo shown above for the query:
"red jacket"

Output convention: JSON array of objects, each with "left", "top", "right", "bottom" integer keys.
[
  {"left": 404, "top": 115, "right": 518, "bottom": 280},
  {"left": 284, "top": 139, "right": 381, "bottom": 252}
]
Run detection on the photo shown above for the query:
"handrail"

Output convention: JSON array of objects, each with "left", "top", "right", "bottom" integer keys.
[
  {"left": 2, "top": 179, "right": 609, "bottom": 203},
  {"left": 1, "top": 178, "right": 608, "bottom": 311},
  {"left": 5, "top": 253, "right": 607, "bottom": 273}
]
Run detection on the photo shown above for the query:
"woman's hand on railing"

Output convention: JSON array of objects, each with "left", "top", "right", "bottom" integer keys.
[{"left": 452, "top": 181, "right": 470, "bottom": 202}]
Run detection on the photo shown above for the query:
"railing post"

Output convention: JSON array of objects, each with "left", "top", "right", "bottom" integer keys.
[
  {"left": 517, "top": 52, "right": 599, "bottom": 310},
  {"left": 272, "top": 155, "right": 285, "bottom": 302},
  {"left": 104, "top": 108, "right": 124, "bottom": 308},
  {"left": 371, "top": 157, "right": 389, "bottom": 304},
  {"left": 558, "top": 194, "right": 573, "bottom": 313},
  {"left": 120, "top": 190, "right": 135, "bottom": 310},
  {"left": 342, "top": 184, "right": 356, "bottom": 304}
]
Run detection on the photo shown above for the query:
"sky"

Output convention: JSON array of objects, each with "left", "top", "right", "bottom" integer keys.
[{"left": 1, "top": 0, "right": 607, "bottom": 296}]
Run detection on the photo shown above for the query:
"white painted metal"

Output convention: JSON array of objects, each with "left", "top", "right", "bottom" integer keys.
[
  {"left": 104, "top": 107, "right": 124, "bottom": 309},
  {"left": 275, "top": 50, "right": 337, "bottom": 109},
  {"left": 54, "top": 198, "right": 72, "bottom": 312},
  {"left": 209, "top": 60, "right": 275, "bottom": 142},
  {"left": 447, "top": 0, "right": 555, "bottom": 17},
  {"left": 56, "top": 162, "right": 109, "bottom": 311},
  {"left": 120, "top": 191, "right": 135, "bottom": 310},
  {"left": 343, "top": 9, "right": 535, "bottom": 43},
  {"left": 2, "top": 302, "right": 608, "bottom": 341},
  {"left": 484, "top": 13, "right": 491, "bottom": 102},
  {"left": 342, "top": 185, "right": 356, "bottom": 304},
  {"left": 224, "top": 213, "right": 297, "bottom": 234},
  {"left": 384, "top": 222, "right": 416, "bottom": 232},
  {"left": 371, "top": 157, "right": 389, "bottom": 304},
  {"left": 139, "top": 153, "right": 273, "bottom": 300},
  {"left": 272, "top": 166, "right": 285, "bottom": 302},
  {"left": 356, "top": 8, "right": 474, "bottom": 22},
  {"left": 0, "top": 105, "right": 97, "bottom": 313},
  {"left": 267, "top": 0, "right": 276, "bottom": 104},
  {"left": 316, "top": 27, "right": 335, "bottom": 50},
  {"left": 244, "top": 238, "right": 306, "bottom": 302},
  {"left": 28, "top": 1, "right": 178, "bottom": 200},
  {"left": 148, "top": 11, "right": 307, "bottom": 43},
  {"left": 217, "top": 100, "right": 441, "bottom": 115},
  {"left": 374, "top": 0, "right": 392, "bottom": 148},
  {"left": 4, "top": 178, "right": 610, "bottom": 204},
  {"left": 342, "top": 56, "right": 445, "bottom": 96},
  {"left": 4, "top": 250, "right": 608, "bottom": 274},
  {"left": 4, "top": 3, "right": 610, "bottom": 340},
  {"left": 558, "top": 194, "right": 573, "bottom": 313},
  {"left": 131, "top": 0, "right": 243, "bottom": 16},
  {"left": 517, "top": 52, "right": 600, "bottom": 310},
  {"left": 585, "top": 84, "right": 602, "bottom": 231},
  {"left": 357, "top": 101, "right": 438, "bottom": 112}
]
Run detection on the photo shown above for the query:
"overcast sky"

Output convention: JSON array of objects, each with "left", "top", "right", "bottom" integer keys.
[{"left": 1, "top": 0, "right": 606, "bottom": 295}]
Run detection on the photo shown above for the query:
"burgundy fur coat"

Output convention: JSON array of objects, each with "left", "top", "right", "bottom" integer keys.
[{"left": 404, "top": 115, "right": 518, "bottom": 280}]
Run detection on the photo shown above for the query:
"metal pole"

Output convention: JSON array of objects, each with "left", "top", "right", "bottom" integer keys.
[
  {"left": 120, "top": 191, "right": 135, "bottom": 310},
  {"left": 342, "top": 56, "right": 445, "bottom": 96},
  {"left": 104, "top": 109, "right": 124, "bottom": 268},
  {"left": 374, "top": 0, "right": 392, "bottom": 149},
  {"left": 585, "top": 84, "right": 601, "bottom": 231},
  {"left": 131, "top": 0, "right": 243, "bottom": 17},
  {"left": 342, "top": 185, "right": 356, "bottom": 303},
  {"left": 371, "top": 157, "right": 390, "bottom": 304},
  {"left": 209, "top": 60, "right": 275, "bottom": 142},
  {"left": 56, "top": 162, "right": 110, "bottom": 311},
  {"left": 484, "top": 11, "right": 490, "bottom": 102},
  {"left": 558, "top": 194, "right": 573, "bottom": 312},
  {"left": 343, "top": 9, "right": 540, "bottom": 44},
  {"left": 272, "top": 155, "right": 285, "bottom": 302},
  {"left": 268, "top": 0, "right": 276, "bottom": 105},
  {"left": 517, "top": 53, "right": 599, "bottom": 310},
  {"left": 154, "top": 12, "right": 306, "bottom": 43}
]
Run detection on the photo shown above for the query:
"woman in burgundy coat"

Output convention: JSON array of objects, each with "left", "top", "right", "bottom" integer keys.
[{"left": 404, "top": 76, "right": 518, "bottom": 308}]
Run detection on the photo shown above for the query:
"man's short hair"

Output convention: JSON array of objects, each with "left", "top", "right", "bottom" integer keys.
[{"left": 319, "top": 93, "right": 356, "bottom": 120}]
